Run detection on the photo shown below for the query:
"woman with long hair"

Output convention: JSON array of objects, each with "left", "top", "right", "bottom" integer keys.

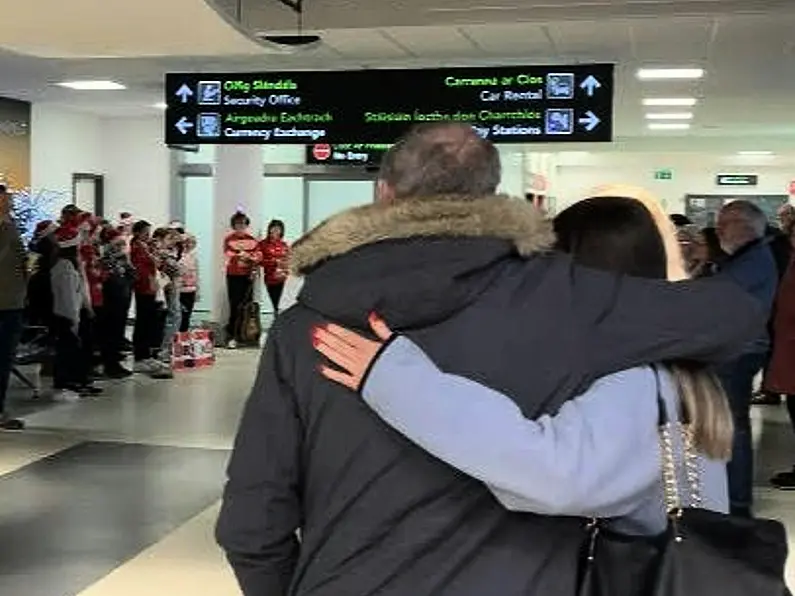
[{"left": 312, "top": 190, "right": 733, "bottom": 533}]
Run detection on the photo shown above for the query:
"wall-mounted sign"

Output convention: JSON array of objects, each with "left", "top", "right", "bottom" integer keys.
[
  {"left": 164, "top": 64, "right": 614, "bottom": 145},
  {"left": 716, "top": 174, "right": 758, "bottom": 187},
  {"left": 654, "top": 168, "right": 673, "bottom": 181},
  {"left": 305, "top": 143, "right": 390, "bottom": 166}
]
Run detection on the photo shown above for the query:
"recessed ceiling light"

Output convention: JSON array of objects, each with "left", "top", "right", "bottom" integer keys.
[
  {"left": 645, "top": 112, "right": 694, "bottom": 120},
  {"left": 637, "top": 68, "right": 704, "bottom": 80},
  {"left": 648, "top": 123, "right": 691, "bottom": 131},
  {"left": 57, "top": 80, "right": 126, "bottom": 90},
  {"left": 643, "top": 98, "right": 698, "bottom": 107},
  {"left": 153, "top": 102, "right": 167, "bottom": 110},
  {"left": 737, "top": 151, "right": 773, "bottom": 156}
]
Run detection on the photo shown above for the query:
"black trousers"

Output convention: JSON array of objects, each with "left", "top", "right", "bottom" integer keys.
[
  {"left": 133, "top": 293, "right": 158, "bottom": 362},
  {"left": 53, "top": 317, "right": 88, "bottom": 388},
  {"left": 266, "top": 283, "right": 285, "bottom": 315},
  {"left": 101, "top": 282, "right": 131, "bottom": 368},
  {"left": 179, "top": 291, "right": 197, "bottom": 333},
  {"left": 226, "top": 275, "right": 253, "bottom": 339}
]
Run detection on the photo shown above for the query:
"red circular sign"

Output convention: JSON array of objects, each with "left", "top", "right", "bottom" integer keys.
[{"left": 313, "top": 144, "right": 332, "bottom": 161}]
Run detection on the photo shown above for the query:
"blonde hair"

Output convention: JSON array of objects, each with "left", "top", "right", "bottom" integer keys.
[{"left": 587, "top": 184, "right": 734, "bottom": 460}]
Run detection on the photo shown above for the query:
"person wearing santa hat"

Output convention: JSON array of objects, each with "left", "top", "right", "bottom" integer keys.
[
  {"left": 99, "top": 227, "right": 135, "bottom": 378},
  {"left": 51, "top": 224, "right": 102, "bottom": 398},
  {"left": 79, "top": 215, "right": 106, "bottom": 375}
]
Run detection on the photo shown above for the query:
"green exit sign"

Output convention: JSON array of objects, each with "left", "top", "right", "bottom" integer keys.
[{"left": 654, "top": 169, "right": 673, "bottom": 181}]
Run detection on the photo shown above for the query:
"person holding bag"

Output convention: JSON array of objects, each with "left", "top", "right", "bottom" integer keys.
[
  {"left": 311, "top": 194, "right": 788, "bottom": 594},
  {"left": 223, "top": 211, "right": 260, "bottom": 349}
]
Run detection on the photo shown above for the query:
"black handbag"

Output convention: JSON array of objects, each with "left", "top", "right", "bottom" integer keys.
[{"left": 579, "top": 367, "right": 790, "bottom": 596}]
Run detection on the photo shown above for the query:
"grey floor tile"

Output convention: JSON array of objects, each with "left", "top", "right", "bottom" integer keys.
[{"left": 0, "top": 442, "right": 229, "bottom": 596}]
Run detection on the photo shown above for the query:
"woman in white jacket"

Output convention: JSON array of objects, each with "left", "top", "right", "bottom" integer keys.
[{"left": 49, "top": 228, "right": 100, "bottom": 399}]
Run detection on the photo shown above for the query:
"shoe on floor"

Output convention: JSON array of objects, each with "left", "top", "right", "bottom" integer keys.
[
  {"left": 133, "top": 359, "right": 158, "bottom": 373},
  {"left": 105, "top": 365, "right": 133, "bottom": 379},
  {"left": 150, "top": 363, "right": 174, "bottom": 379},
  {"left": 0, "top": 417, "right": 25, "bottom": 431},
  {"left": 771, "top": 467, "right": 795, "bottom": 489},
  {"left": 54, "top": 389, "right": 81, "bottom": 402},
  {"left": 78, "top": 384, "right": 104, "bottom": 396},
  {"left": 751, "top": 392, "right": 781, "bottom": 406},
  {"left": 226, "top": 339, "right": 237, "bottom": 350}
]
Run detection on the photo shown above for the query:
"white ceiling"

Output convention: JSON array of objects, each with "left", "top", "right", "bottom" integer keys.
[{"left": 0, "top": 0, "right": 793, "bottom": 149}]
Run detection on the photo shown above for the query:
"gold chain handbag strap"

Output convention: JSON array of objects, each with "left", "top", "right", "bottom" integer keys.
[{"left": 654, "top": 366, "right": 703, "bottom": 540}]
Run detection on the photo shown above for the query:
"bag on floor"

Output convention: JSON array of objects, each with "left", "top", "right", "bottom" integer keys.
[
  {"left": 236, "top": 290, "right": 262, "bottom": 346},
  {"left": 171, "top": 330, "right": 215, "bottom": 370}
]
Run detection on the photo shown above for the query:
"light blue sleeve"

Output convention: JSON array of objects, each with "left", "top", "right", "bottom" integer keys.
[{"left": 362, "top": 336, "right": 661, "bottom": 518}]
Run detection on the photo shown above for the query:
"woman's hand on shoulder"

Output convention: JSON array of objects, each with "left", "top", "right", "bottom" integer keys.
[{"left": 312, "top": 314, "right": 393, "bottom": 391}]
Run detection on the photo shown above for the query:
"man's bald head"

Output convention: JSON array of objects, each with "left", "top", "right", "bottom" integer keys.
[{"left": 377, "top": 123, "right": 502, "bottom": 202}]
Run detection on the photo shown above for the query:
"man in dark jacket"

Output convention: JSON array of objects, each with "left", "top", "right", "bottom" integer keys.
[
  {"left": 0, "top": 184, "right": 28, "bottom": 431},
  {"left": 217, "top": 123, "right": 763, "bottom": 596},
  {"left": 714, "top": 200, "right": 779, "bottom": 517}
]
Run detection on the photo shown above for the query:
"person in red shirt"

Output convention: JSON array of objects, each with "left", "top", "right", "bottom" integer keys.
[
  {"left": 78, "top": 215, "right": 106, "bottom": 375},
  {"left": 223, "top": 211, "right": 261, "bottom": 348},
  {"left": 129, "top": 220, "right": 159, "bottom": 369},
  {"left": 259, "top": 219, "right": 289, "bottom": 316}
]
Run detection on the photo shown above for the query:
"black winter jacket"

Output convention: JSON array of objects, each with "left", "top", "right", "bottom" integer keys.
[{"left": 217, "top": 195, "right": 763, "bottom": 596}]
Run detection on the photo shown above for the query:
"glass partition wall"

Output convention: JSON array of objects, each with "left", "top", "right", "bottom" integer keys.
[{"left": 180, "top": 146, "right": 377, "bottom": 318}]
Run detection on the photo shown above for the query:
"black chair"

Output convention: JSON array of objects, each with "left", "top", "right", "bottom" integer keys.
[{"left": 12, "top": 326, "right": 51, "bottom": 399}]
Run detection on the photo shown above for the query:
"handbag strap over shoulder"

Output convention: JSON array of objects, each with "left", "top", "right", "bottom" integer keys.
[{"left": 652, "top": 366, "right": 703, "bottom": 515}]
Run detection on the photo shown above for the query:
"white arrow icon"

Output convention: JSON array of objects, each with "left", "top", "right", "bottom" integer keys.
[
  {"left": 175, "top": 117, "right": 194, "bottom": 135},
  {"left": 175, "top": 84, "right": 194, "bottom": 103},
  {"left": 580, "top": 75, "right": 601, "bottom": 97},
  {"left": 578, "top": 111, "right": 601, "bottom": 132}
]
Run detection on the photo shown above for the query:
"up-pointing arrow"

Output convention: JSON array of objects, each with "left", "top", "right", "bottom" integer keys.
[
  {"left": 175, "top": 84, "right": 194, "bottom": 103},
  {"left": 175, "top": 116, "right": 194, "bottom": 135},
  {"left": 580, "top": 75, "right": 602, "bottom": 97},
  {"left": 578, "top": 111, "right": 601, "bottom": 132}
]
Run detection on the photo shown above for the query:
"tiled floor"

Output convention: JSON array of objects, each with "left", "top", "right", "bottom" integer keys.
[{"left": 1, "top": 350, "right": 795, "bottom": 595}]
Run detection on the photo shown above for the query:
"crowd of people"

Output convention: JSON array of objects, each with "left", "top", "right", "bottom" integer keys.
[
  {"left": 216, "top": 123, "right": 790, "bottom": 595},
  {"left": 0, "top": 188, "right": 292, "bottom": 431}
]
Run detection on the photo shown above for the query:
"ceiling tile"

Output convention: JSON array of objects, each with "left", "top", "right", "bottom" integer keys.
[
  {"left": 381, "top": 27, "right": 480, "bottom": 57},
  {"left": 544, "top": 20, "right": 631, "bottom": 61},
  {"left": 459, "top": 23, "right": 553, "bottom": 56},
  {"left": 628, "top": 17, "right": 716, "bottom": 63},
  {"left": 321, "top": 29, "right": 411, "bottom": 59}
]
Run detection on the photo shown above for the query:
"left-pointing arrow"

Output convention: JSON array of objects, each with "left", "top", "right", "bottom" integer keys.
[
  {"left": 175, "top": 84, "right": 194, "bottom": 103},
  {"left": 578, "top": 111, "right": 601, "bottom": 132},
  {"left": 175, "top": 117, "right": 194, "bottom": 135}
]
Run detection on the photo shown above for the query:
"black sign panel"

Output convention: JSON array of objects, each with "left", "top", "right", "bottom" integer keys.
[
  {"left": 164, "top": 64, "right": 613, "bottom": 145},
  {"left": 716, "top": 174, "right": 758, "bottom": 187},
  {"left": 305, "top": 143, "right": 389, "bottom": 166}
]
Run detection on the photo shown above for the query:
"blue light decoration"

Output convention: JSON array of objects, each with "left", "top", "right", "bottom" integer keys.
[{"left": 9, "top": 188, "right": 66, "bottom": 243}]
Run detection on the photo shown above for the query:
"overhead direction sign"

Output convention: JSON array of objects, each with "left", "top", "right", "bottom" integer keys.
[{"left": 164, "top": 64, "right": 614, "bottom": 145}]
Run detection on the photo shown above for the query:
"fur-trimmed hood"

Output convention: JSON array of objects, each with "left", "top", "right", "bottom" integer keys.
[
  {"left": 290, "top": 195, "right": 553, "bottom": 275},
  {"left": 292, "top": 195, "right": 553, "bottom": 328}
]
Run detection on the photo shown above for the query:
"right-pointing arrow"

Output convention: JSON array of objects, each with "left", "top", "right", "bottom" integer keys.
[
  {"left": 578, "top": 111, "right": 601, "bottom": 132},
  {"left": 175, "top": 116, "right": 194, "bottom": 135}
]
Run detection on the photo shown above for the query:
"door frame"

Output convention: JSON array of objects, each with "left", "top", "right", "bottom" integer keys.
[{"left": 71, "top": 173, "right": 105, "bottom": 216}]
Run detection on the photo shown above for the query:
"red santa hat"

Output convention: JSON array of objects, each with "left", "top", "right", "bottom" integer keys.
[
  {"left": 100, "top": 227, "right": 123, "bottom": 244},
  {"left": 55, "top": 224, "right": 80, "bottom": 248}
]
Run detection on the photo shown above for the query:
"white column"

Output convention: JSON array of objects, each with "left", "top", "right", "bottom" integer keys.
[{"left": 211, "top": 145, "right": 263, "bottom": 323}]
